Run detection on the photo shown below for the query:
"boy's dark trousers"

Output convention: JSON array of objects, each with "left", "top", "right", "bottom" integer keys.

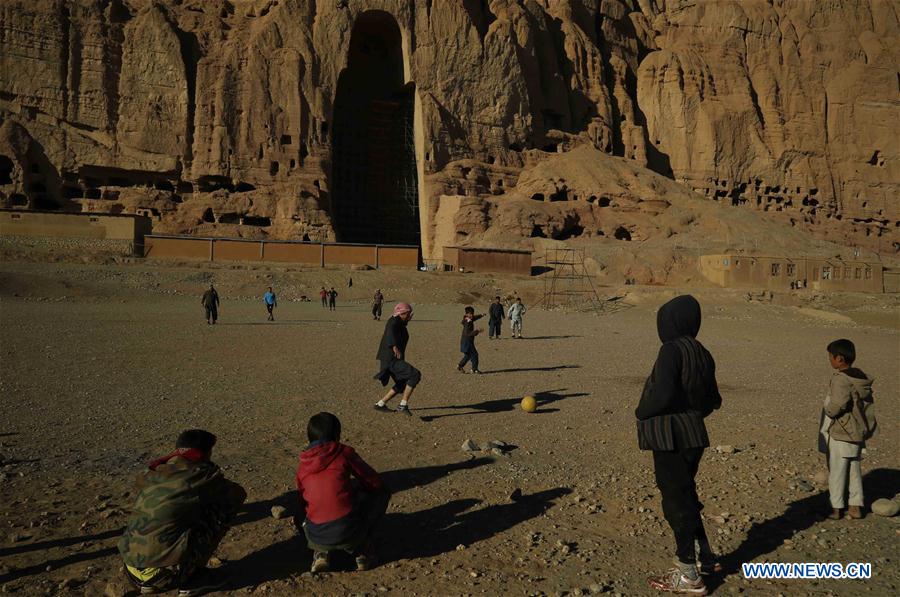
[
  {"left": 652, "top": 445, "right": 708, "bottom": 564},
  {"left": 205, "top": 306, "right": 217, "bottom": 323},
  {"left": 299, "top": 488, "right": 392, "bottom": 554},
  {"left": 458, "top": 345, "right": 479, "bottom": 371},
  {"left": 488, "top": 318, "right": 501, "bottom": 338},
  {"left": 266, "top": 304, "right": 274, "bottom": 320}
]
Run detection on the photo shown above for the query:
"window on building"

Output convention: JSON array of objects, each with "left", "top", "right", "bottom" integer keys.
[
  {"left": 771, "top": 263, "right": 781, "bottom": 276},
  {"left": 855, "top": 268, "right": 862, "bottom": 279},
  {"left": 865, "top": 267, "right": 872, "bottom": 279},
  {"left": 843, "top": 267, "right": 851, "bottom": 279},
  {"left": 822, "top": 266, "right": 831, "bottom": 280},
  {"left": 787, "top": 263, "right": 796, "bottom": 276}
]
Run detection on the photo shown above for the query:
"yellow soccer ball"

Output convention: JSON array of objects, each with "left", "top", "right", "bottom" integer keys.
[{"left": 521, "top": 395, "right": 537, "bottom": 413}]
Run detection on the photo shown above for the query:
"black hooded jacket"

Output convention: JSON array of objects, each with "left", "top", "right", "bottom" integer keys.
[{"left": 635, "top": 295, "right": 721, "bottom": 450}]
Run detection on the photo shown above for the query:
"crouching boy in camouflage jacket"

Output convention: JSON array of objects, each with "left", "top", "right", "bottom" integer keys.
[{"left": 118, "top": 430, "right": 246, "bottom": 596}]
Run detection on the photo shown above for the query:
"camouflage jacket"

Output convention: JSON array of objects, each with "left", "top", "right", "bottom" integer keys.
[{"left": 118, "top": 456, "right": 244, "bottom": 569}]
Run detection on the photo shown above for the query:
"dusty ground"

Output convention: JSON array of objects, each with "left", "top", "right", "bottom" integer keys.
[{"left": 0, "top": 256, "right": 898, "bottom": 597}]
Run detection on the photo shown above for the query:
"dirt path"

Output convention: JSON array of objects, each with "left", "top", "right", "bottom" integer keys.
[{"left": 1, "top": 261, "right": 898, "bottom": 596}]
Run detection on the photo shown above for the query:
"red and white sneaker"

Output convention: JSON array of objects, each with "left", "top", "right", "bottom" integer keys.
[{"left": 647, "top": 568, "right": 708, "bottom": 595}]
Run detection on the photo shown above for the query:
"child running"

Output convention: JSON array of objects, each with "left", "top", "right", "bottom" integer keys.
[
  {"left": 373, "top": 302, "right": 421, "bottom": 416},
  {"left": 264, "top": 286, "right": 277, "bottom": 321},
  {"left": 296, "top": 412, "right": 391, "bottom": 573}
]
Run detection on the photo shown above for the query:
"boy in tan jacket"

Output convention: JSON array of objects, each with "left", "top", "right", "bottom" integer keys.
[{"left": 819, "top": 339, "right": 877, "bottom": 520}]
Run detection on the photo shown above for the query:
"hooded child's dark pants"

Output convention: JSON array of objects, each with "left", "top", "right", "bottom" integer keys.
[{"left": 652, "top": 445, "right": 708, "bottom": 564}]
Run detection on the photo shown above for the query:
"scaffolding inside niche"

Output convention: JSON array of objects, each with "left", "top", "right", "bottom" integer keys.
[
  {"left": 539, "top": 247, "right": 629, "bottom": 314},
  {"left": 332, "top": 92, "right": 420, "bottom": 246}
]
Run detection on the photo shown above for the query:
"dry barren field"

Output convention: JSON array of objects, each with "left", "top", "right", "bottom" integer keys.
[{"left": 0, "top": 259, "right": 898, "bottom": 596}]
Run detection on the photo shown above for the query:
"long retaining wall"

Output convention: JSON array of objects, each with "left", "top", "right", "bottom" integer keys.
[
  {"left": 0, "top": 210, "right": 151, "bottom": 251},
  {"left": 143, "top": 235, "right": 419, "bottom": 268}
]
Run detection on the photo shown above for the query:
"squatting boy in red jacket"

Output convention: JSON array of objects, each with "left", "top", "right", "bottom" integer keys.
[{"left": 296, "top": 412, "right": 391, "bottom": 573}]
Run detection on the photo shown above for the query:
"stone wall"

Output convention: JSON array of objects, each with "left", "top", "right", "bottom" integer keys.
[{"left": 0, "top": 0, "right": 897, "bottom": 259}]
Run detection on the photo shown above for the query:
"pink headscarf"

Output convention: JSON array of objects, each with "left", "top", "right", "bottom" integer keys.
[{"left": 393, "top": 302, "right": 413, "bottom": 317}]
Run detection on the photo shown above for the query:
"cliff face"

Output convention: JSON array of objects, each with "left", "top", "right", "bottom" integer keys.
[{"left": 0, "top": 0, "right": 897, "bottom": 258}]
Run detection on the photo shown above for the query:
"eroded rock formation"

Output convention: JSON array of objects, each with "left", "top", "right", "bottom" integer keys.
[{"left": 0, "top": 0, "right": 897, "bottom": 259}]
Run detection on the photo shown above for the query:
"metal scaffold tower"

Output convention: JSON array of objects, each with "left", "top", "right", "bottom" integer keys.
[{"left": 539, "top": 247, "right": 630, "bottom": 314}]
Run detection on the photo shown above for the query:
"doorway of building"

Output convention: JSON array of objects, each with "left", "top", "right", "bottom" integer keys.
[{"left": 331, "top": 11, "right": 419, "bottom": 247}]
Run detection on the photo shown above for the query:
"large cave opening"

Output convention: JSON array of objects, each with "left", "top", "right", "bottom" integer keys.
[{"left": 331, "top": 10, "right": 419, "bottom": 246}]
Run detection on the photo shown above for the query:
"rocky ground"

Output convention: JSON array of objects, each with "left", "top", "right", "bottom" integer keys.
[{"left": 0, "top": 255, "right": 898, "bottom": 597}]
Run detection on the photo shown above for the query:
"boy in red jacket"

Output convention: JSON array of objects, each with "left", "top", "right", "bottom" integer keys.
[{"left": 296, "top": 412, "right": 391, "bottom": 573}]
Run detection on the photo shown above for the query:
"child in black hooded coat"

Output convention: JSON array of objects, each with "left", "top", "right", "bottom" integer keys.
[{"left": 636, "top": 295, "right": 722, "bottom": 595}]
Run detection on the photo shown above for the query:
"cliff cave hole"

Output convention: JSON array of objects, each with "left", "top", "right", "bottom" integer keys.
[
  {"left": 280, "top": 135, "right": 293, "bottom": 146},
  {"left": 270, "top": 161, "right": 280, "bottom": 176},
  {"left": 218, "top": 213, "right": 240, "bottom": 225},
  {"left": 332, "top": 10, "right": 420, "bottom": 246},
  {"left": 0, "top": 155, "right": 13, "bottom": 185},
  {"left": 598, "top": 197, "right": 611, "bottom": 207},
  {"left": 531, "top": 193, "right": 545, "bottom": 202},
  {"left": 243, "top": 215, "right": 271, "bottom": 227},
  {"left": 235, "top": 182, "right": 256, "bottom": 192},
  {"left": 553, "top": 223, "right": 584, "bottom": 241},
  {"left": 10, "top": 193, "right": 28, "bottom": 206},
  {"left": 614, "top": 226, "right": 632, "bottom": 241},
  {"left": 202, "top": 208, "right": 215, "bottom": 223},
  {"left": 868, "top": 150, "right": 884, "bottom": 166},
  {"left": 530, "top": 225, "right": 546, "bottom": 238},
  {"left": 549, "top": 188, "right": 568, "bottom": 202}
]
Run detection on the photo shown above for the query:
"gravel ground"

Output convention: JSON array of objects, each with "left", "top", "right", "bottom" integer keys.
[{"left": 0, "top": 259, "right": 898, "bottom": 596}]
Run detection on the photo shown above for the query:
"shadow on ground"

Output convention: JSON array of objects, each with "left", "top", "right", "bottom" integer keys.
[
  {"left": 704, "top": 467, "right": 899, "bottom": 593},
  {"left": 419, "top": 389, "right": 588, "bottom": 421},
  {"left": 380, "top": 487, "right": 572, "bottom": 561},
  {"left": 0, "top": 527, "right": 123, "bottom": 583},
  {"left": 481, "top": 364, "right": 581, "bottom": 374}
]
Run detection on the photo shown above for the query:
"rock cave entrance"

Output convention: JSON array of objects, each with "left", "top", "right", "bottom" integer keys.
[{"left": 331, "top": 11, "right": 420, "bottom": 247}]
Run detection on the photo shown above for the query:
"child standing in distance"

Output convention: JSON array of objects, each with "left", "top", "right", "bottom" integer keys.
[
  {"left": 819, "top": 339, "right": 876, "bottom": 520},
  {"left": 201, "top": 284, "right": 220, "bottom": 325},
  {"left": 458, "top": 306, "right": 484, "bottom": 374},
  {"left": 372, "top": 289, "right": 384, "bottom": 321},
  {"left": 508, "top": 297, "right": 526, "bottom": 338},
  {"left": 296, "top": 412, "right": 390, "bottom": 573},
  {"left": 264, "top": 287, "right": 277, "bottom": 321},
  {"left": 328, "top": 287, "right": 338, "bottom": 311},
  {"left": 488, "top": 296, "right": 504, "bottom": 339},
  {"left": 320, "top": 287, "right": 328, "bottom": 309}
]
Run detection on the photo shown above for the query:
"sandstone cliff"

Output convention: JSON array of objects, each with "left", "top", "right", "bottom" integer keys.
[{"left": 0, "top": 0, "right": 897, "bottom": 260}]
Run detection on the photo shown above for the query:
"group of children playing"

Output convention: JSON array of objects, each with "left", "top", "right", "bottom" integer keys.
[{"left": 158, "top": 291, "right": 877, "bottom": 596}]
